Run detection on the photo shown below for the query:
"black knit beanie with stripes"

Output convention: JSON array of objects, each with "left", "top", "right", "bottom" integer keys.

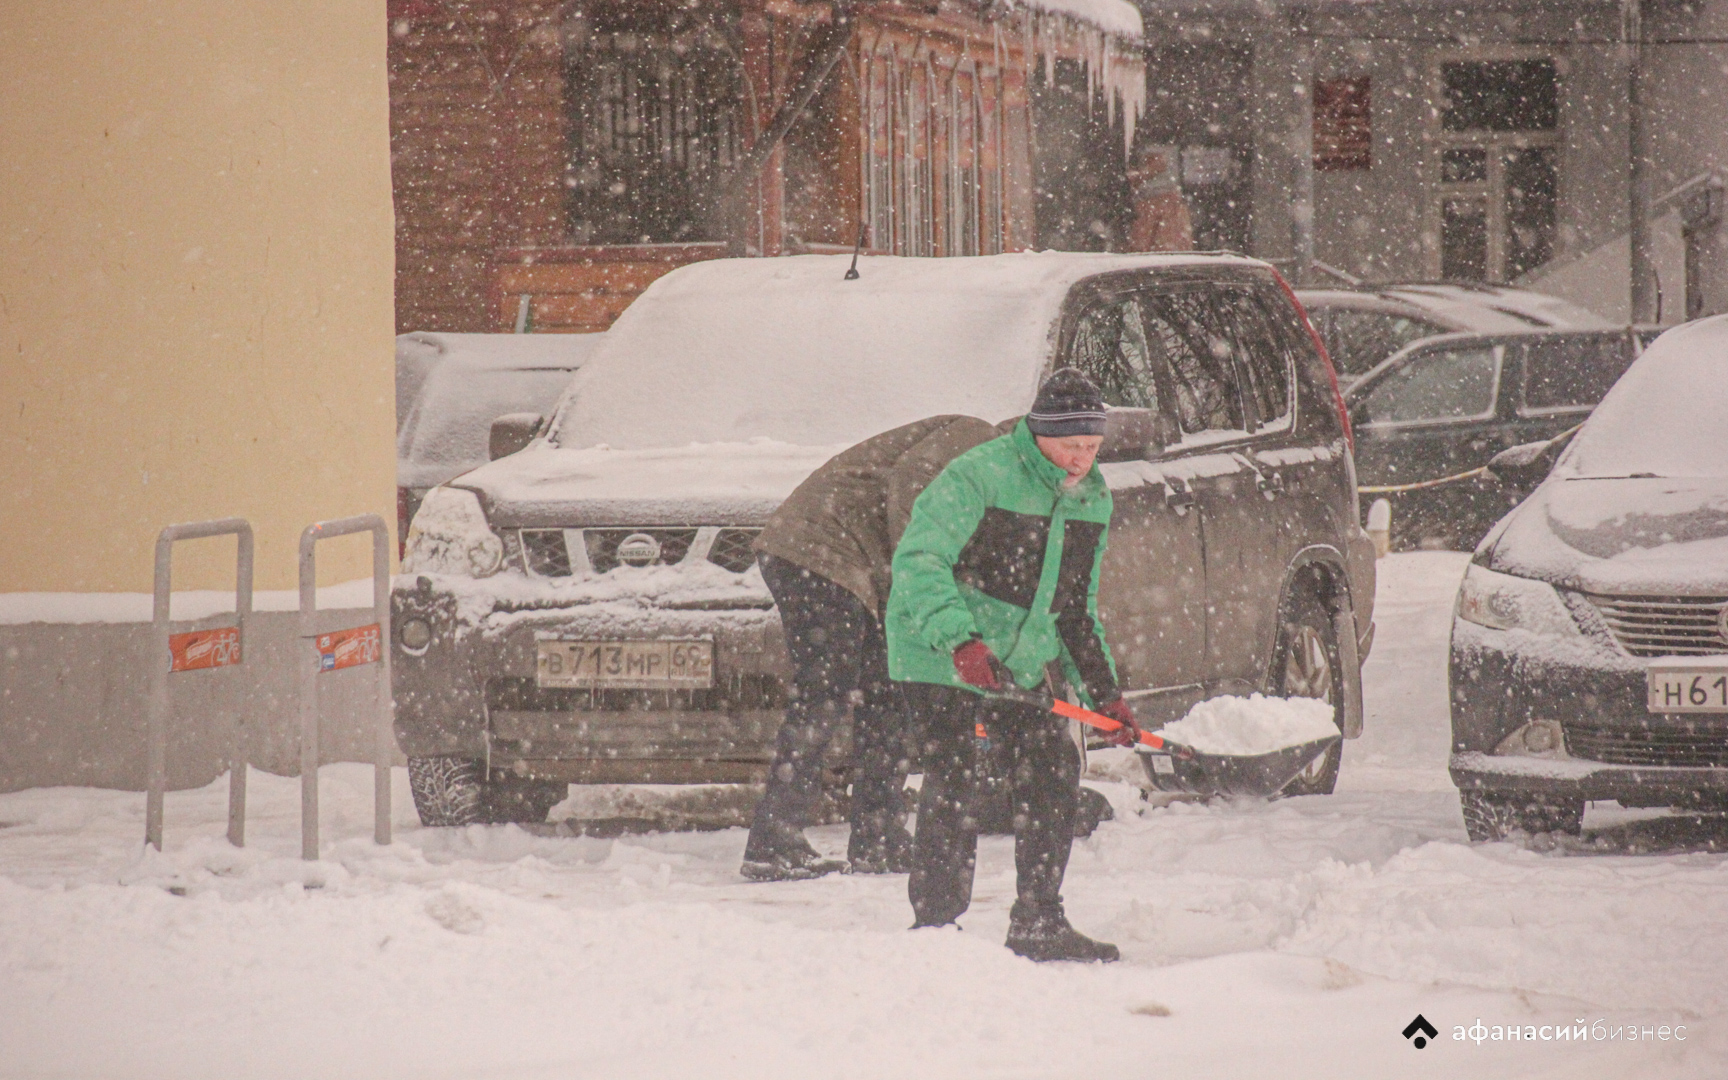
[{"left": 1026, "top": 367, "right": 1108, "bottom": 437}]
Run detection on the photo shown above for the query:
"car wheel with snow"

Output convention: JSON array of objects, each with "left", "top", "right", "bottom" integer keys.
[
  {"left": 1274, "top": 587, "right": 1345, "bottom": 797},
  {"left": 1460, "top": 791, "right": 1584, "bottom": 842},
  {"left": 408, "top": 758, "right": 567, "bottom": 826},
  {"left": 408, "top": 756, "right": 487, "bottom": 826}
]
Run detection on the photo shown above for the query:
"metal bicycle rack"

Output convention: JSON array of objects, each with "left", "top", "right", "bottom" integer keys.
[
  {"left": 297, "top": 514, "right": 395, "bottom": 860},
  {"left": 146, "top": 518, "right": 254, "bottom": 852}
]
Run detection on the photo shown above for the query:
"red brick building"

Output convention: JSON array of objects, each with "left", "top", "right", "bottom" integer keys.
[{"left": 387, "top": 0, "right": 1145, "bottom": 333}]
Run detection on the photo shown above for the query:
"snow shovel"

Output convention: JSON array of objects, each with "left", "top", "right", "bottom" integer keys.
[{"left": 984, "top": 686, "right": 1339, "bottom": 798}]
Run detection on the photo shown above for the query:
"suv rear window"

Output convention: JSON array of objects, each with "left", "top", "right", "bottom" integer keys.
[
  {"left": 1143, "top": 290, "right": 1246, "bottom": 435},
  {"left": 1067, "top": 282, "right": 1293, "bottom": 441},
  {"left": 1068, "top": 297, "right": 1163, "bottom": 410},
  {"left": 1520, "top": 334, "right": 1635, "bottom": 412},
  {"left": 1222, "top": 291, "right": 1292, "bottom": 429}
]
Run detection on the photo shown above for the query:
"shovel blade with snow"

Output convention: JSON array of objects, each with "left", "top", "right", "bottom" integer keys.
[
  {"left": 986, "top": 687, "right": 1339, "bottom": 799},
  {"left": 1154, "top": 733, "right": 1340, "bottom": 798}
]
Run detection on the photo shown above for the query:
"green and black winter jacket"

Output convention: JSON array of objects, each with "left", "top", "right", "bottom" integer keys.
[{"left": 884, "top": 418, "right": 1119, "bottom": 706}]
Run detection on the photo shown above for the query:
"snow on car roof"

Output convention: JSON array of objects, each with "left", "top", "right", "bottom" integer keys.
[
  {"left": 396, "top": 331, "right": 606, "bottom": 371},
  {"left": 1296, "top": 284, "right": 1613, "bottom": 332},
  {"left": 396, "top": 331, "right": 606, "bottom": 431},
  {"left": 1380, "top": 284, "right": 1613, "bottom": 330},
  {"left": 398, "top": 334, "right": 598, "bottom": 489},
  {"left": 1564, "top": 313, "right": 1728, "bottom": 480},
  {"left": 550, "top": 251, "right": 1266, "bottom": 451}
]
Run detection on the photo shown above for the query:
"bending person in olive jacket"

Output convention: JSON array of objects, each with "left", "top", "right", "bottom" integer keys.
[
  {"left": 742, "top": 414, "right": 1000, "bottom": 881},
  {"left": 886, "top": 368, "right": 1139, "bottom": 962}
]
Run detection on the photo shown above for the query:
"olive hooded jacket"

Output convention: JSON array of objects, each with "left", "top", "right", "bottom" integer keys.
[
  {"left": 885, "top": 419, "right": 1119, "bottom": 706},
  {"left": 751, "top": 415, "right": 1001, "bottom": 615}
]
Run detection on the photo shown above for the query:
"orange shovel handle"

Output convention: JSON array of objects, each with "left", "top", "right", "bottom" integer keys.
[{"left": 1048, "top": 698, "right": 1168, "bottom": 751}]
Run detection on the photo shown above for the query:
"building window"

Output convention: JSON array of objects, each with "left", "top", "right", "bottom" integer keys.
[
  {"left": 862, "top": 42, "right": 1004, "bottom": 256},
  {"left": 1442, "top": 60, "right": 1557, "bottom": 133},
  {"left": 1314, "top": 77, "right": 1371, "bottom": 172},
  {"left": 1432, "top": 58, "right": 1559, "bottom": 282},
  {"left": 565, "top": 24, "right": 744, "bottom": 245}
]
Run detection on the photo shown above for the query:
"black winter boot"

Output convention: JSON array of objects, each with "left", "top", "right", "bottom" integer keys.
[
  {"left": 741, "top": 820, "right": 849, "bottom": 882},
  {"left": 1005, "top": 900, "right": 1120, "bottom": 963}
]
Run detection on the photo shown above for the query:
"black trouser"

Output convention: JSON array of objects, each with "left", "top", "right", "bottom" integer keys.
[
  {"left": 745, "top": 554, "right": 908, "bottom": 861},
  {"left": 902, "top": 683, "right": 1079, "bottom": 927}
]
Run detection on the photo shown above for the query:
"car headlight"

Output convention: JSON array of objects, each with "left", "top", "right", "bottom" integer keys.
[
  {"left": 1456, "top": 563, "right": 1576, "bottom": 636},
  {"left": 397, "top": 616, "right": 433, "bottom": 654},
  {"left": 401, "top": 486, "right": 505, "bottom": 578}
]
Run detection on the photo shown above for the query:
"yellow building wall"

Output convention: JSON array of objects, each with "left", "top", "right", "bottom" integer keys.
[{"left": 0, "top": 0, "right": 395, "bottom": 592}]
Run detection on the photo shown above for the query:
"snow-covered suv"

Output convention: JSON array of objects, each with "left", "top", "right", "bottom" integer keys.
[{"left": 391, "top": 253, "right": 1377, "bottom": 825}]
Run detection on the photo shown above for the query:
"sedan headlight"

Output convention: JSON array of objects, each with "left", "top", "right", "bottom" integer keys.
[
  {"left": 1456, "top": 563, "right": 1576, "bottom": 637},
  {"left": 401, "top": 487, "right": 505, "bottom": 578}
]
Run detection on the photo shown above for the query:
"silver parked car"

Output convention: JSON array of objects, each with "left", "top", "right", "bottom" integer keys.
[
  {"left": 395, "top": 332, "right": 603, "bottom": 546},
  {"left": 391, "top": 253, "right": 1377, "bottom": 826}
]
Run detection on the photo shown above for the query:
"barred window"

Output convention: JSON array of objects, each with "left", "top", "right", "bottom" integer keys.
[
  {"left": 862, "top": 43, "right": 1005, "bottom": 256},
  {"left": 565, "top": 24, "right": 744, "bottom": 244}
]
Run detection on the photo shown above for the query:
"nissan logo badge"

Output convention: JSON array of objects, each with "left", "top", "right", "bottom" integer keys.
[{"left": 616, "top": 532, "right": 662, "bottom": 567}]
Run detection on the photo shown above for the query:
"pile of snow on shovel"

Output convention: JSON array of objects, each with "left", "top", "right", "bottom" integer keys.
[{"left": 1158, "top": 694, "right": 1338, "bottom": 756}]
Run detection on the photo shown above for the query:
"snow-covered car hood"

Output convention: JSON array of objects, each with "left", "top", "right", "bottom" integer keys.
[
  {"left": 1489, "top": 477, "right": 1728, "bottom": 594},
  {"left": 448, "top": 439, "right": 846, "bottom": 528}
]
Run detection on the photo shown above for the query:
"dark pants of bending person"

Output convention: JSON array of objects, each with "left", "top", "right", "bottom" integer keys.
[
  {"left": 903, "top": 683, "right": 1080, "bottom": 927},
  {"left": 744, "top": 554, "right": 909, "bottom": 862}
]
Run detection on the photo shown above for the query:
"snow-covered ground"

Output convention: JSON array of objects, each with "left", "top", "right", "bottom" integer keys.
[{"left": 4, "top": 552, "right": 1726, "bottom": 1078}]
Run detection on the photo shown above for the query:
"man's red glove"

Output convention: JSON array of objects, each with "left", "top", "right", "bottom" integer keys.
[
  {"left": 1095, "top": 698, "right": 1142, "bottom": 748},
  {"left": 952, "top": 639, "right": 1002, "bottom": 690}
]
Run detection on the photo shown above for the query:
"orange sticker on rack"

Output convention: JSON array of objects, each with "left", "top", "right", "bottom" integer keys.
[
  {"left": 316, "top": 623, "right": 381, "bottom": 672},
  {"left": 169, "top": 627, "right": 241, "bottom": 672}
]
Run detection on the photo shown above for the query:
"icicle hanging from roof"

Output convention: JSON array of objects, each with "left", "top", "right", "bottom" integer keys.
[{"left": 1011, "top": 0, "right": 1146, "bottom": 154}]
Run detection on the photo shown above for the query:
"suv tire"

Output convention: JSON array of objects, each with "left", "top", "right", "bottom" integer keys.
[
  {"left": 408, "top": 755, "right": 487, "bottom": 826},
  {"left": 1461, "top": 791, "right": 1584, "bottom": 841},
  {"left": 408, "top": 758, "right": 567, "bottom": 827},
  {"left": 1275, "top": 586, "right": 1345, "bottom": 797}
]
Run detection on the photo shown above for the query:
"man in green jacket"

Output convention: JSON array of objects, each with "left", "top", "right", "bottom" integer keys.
[
  {"left": 887, "top": 368, "right": 1139, "bottom": 963},
  {"left": 742, "top": 415, "right": 1000, "bottom": 880}
]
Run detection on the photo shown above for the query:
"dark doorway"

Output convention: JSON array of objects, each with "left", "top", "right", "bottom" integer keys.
[
  {"left": 1137, "top": 41, "right": 1253, "bottom": 253},
  {"left": 564, "top": 6, "right": 746, "bottom": 245},
  {"left": 1031, "top": 58, "right": 1132, "bottom": 251}
]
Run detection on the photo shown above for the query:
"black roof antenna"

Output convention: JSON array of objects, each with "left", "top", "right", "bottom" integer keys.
[{"left": 844, "top": 222, "right": 866, "bottom": 280}]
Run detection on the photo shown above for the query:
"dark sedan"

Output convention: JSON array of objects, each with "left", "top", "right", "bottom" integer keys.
[
  {"left": 1296, "top": 282, "right": 1614, "bottom": 383},
  {"left": 1448, "top": 316, "right": 1728, "bottom": 840},
  {"left": 1345, "top": 328, "right": 1643, "bottom": 550}
]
